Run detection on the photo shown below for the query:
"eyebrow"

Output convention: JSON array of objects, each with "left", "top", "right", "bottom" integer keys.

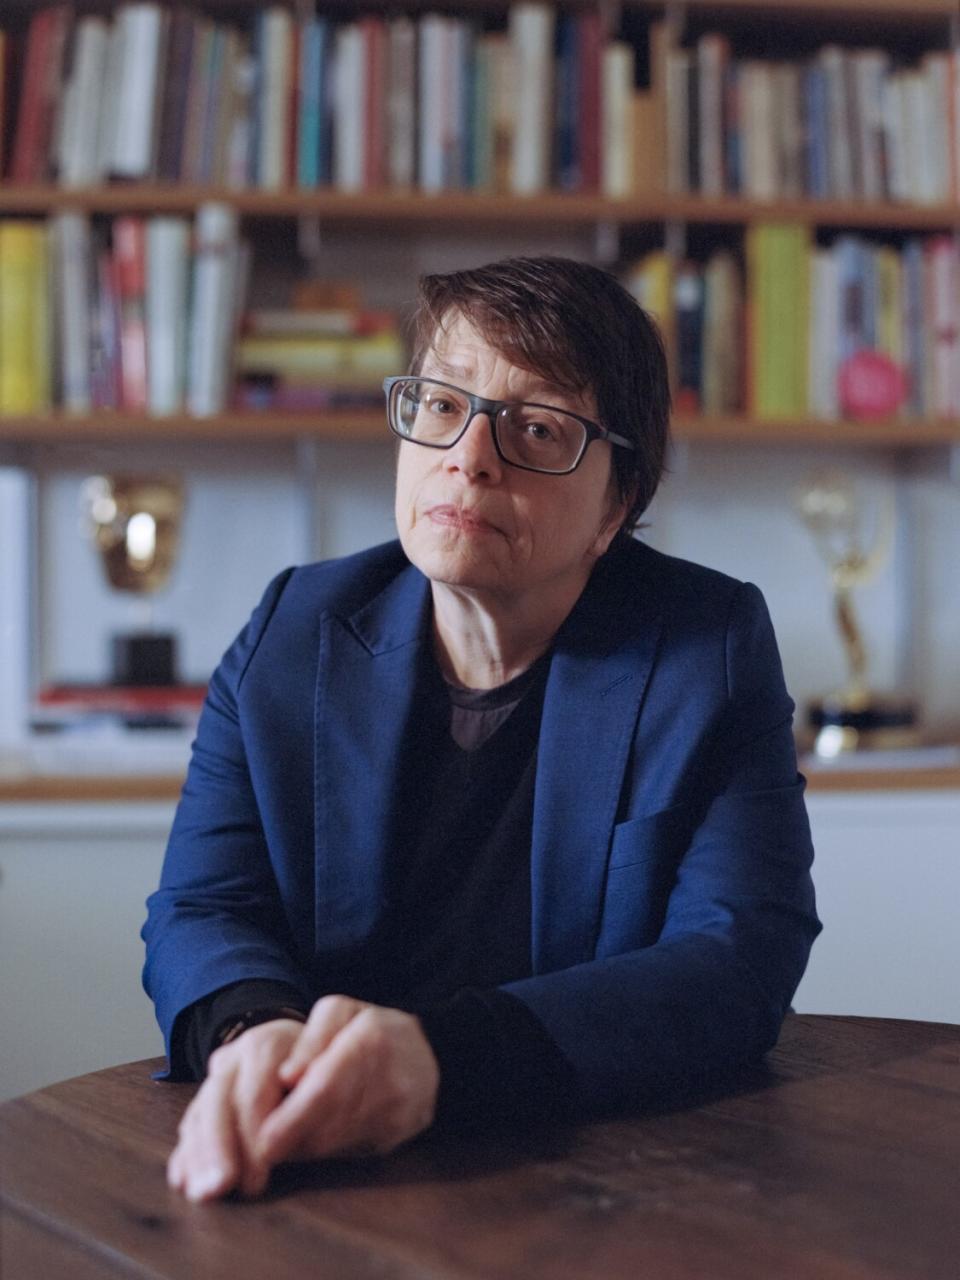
[{"left": 423, "top": 356, "right": 580, "bottom": 405}]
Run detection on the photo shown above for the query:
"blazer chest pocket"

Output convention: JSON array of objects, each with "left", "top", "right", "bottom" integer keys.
[{"left": 597, "top": 806, "right": 692, "bottom": 955}]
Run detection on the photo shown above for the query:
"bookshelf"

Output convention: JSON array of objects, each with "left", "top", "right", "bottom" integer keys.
[{"left": 1, "top": 0, "right": 959, "bottom": 781}]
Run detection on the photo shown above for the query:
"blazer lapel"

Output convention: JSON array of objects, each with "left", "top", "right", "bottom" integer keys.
[
  {"left": 313, "top": 565, "right": 431, "bottom": 951},
  {"left": 531, "top": 544, "right": 664, "bottom": 973}
]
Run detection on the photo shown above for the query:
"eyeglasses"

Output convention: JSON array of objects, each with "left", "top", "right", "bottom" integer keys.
[{"left": 382, "top": 376, "right": 635, "bottom": 476}]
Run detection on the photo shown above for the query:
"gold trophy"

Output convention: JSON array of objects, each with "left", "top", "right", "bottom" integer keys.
[
  {"left": 81, "top": 474, "right": 185, "bottom": 686},
  {"left": 794, "top": 469, "right": 918, "bottom": 757}
]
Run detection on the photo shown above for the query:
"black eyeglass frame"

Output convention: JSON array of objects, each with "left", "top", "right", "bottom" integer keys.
[{"left": 382, "top": 375, "right": 636, "bottom": 476}]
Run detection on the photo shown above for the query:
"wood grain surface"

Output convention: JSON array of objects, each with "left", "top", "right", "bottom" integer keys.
[{"left": 2, "top": 1015, "right": 959, "bottom": 1280}]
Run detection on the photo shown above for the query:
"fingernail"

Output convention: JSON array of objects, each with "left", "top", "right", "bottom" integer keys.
[{"left": 187, "top": 1167, "right": 226, "bottom": 1201}]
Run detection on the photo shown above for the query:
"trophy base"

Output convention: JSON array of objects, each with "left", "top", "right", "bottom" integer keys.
[
  {"left": 111, "top": 632, "right": 179, "bottom": 687},
  {"left": 808, "top": 695, "right": 919, "bottom": 758}
]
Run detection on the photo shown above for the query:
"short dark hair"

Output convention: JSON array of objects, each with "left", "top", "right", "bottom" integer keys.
[{"left": 408, "top": 255, "right": 671, "bottom": 533}]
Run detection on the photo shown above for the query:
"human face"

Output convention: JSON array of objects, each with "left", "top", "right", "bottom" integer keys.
[{"left": 394, "top": 315, "right": 626, "bottom": 610}]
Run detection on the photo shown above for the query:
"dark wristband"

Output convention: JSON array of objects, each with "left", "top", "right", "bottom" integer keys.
[{"left": 215, "top": 1005, "right": 308, "bottom": 1049}]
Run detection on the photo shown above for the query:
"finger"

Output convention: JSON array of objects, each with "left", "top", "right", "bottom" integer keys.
[
  {"left": 258, "top": 1018, "right": 373, "bottom": 1165},
  {"left": 166, "top": 1146, "right": 185, "bottom": 1191},
  {"left": 182, "top": 1070, "right": 243, "bottom": 1202},
  {"left": 277, "top": 995, "right": 364, "bottom": 1086},
  {"left": 232, "top": 1051, "right": 288, "bottom": 1198}
]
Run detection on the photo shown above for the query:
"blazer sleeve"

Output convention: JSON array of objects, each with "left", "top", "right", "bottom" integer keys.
[
  {"left": 141, "top": 568, "right": 314, "bottom": 1078},
  {"left": 499, "top": 581, "right": 822, "bottom": 1114}
]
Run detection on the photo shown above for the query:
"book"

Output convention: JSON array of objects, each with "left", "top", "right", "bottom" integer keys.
[
  {"left": 334, "top": 21, "right": 364, "bottom": 191},
  {"left": 187, "top": 202, "right": 240, "bottom": 416},
  {"left": 673, "top": 260, "right": 704, "bottom": 413},
  {"left": 697, "top": 33, "right": 729, "bottom": 197},
  {"left": 146, "top": 217, "right": 190, "bottom": 415},
  {"left": 10, "top": 5, "right": 71, "bottom": 183},
  {"left": 0, "top": 222, "right": 52, "bottom": 414},
  {"left": 258, "top": 5, "right": 293, "bottom": 188},
  {"left": 418, "top": 15, "right": 447, "bottom": 192},
  {"left": 112, "top": 216, "right": 148, "bottom": 411},
  {"left": 56, "top": 15, "right": 109, "bottom": 187},
  {"left": 386, "top": 18, "right": 415, "bottom": 189},
  {"left": 52, "top": 211, "right": 93, "bottom": 413},
  {"left": 702, "top": 250, "right": 742, "bottom": 413},
  {"left": 156, "top": 7, "right": 195, "bottom": 182},
  {"left": 234, "top": 330, "right": 405, "bottom": 380},
  {"left": 601, "top": 41, "right": 634, "bottom": 198},
  {"left": 110, "top": 2, "right": 167, "bottom": 180},
  {"left": 747, "top": 223, "right": 810, "bottom": 418},
  {"left": 555, "top": 14, "right": 579, "bottom": 190},
  {"left": 509, "top": 3, "right": 554, "bottom": 194},
  {"left": 578, "top": 9, "right": 602, "bottom": 193}
]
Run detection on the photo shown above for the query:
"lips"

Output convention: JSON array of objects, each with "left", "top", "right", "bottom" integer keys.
[{"left": 426, "top": 504, "right": 499, "bottom": 533}]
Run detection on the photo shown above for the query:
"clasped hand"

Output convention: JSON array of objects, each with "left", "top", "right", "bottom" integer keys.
[{"left": 166, "top": 995, "right": 440, "bottom": 1202}]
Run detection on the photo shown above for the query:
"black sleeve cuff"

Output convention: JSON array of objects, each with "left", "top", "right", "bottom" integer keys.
[
  {"left": 173, "top": 979, "right": 312, "bottom": 1080},
  {"left": 416, "top": 987, "right": 582, "bottom": 1134}
]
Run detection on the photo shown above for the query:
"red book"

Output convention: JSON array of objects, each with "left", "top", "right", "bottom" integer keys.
[
  {"left": 362, "top": 16, "right": 387, "bottom": 189},
  {"left": 112, "top": 217, "right": 149, "bottom": 412},
  {"left": 577, "top": 10, "right": 602, "bottom": 193},
  {"left": 10, "top": 5, "right": 71, "bottom": 182}
]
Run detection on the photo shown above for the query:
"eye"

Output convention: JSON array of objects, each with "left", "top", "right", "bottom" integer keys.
[
  {"left": 424, "top": 395, "right": 458, "bottom": 415},
  {"left": 524, "top": 419, "right": 557, "bottom": 442}
]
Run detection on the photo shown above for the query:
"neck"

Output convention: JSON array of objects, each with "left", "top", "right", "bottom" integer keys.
[{"left": 430, "top": 576, "right": 588, "bottom": 689}]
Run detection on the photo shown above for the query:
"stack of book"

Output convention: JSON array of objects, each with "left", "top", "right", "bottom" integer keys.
[
  {"left": 32, "top": 682, "right": 207, "bottom": 733},
  {"left": 0, "top": 204, "right": 247, "bottom": 417},
  {"left": 626, "top": 228, "right": 960, "bottom": 422},
  {"left": 234, "top": 305, "right": 404, "bottom": 412},
  {"left": 0, "top": 2, "right": 661, "bottom": 197},
  {"left": 665, "top": 32, "right": 960, "bottom": 204}
]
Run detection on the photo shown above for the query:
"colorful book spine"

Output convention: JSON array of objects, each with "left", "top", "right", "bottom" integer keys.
[
  {"left": 112, "top": 216, "right": 149, "bottom": 411},
  {"left": 0, "top": 222, "right": 52, "bottom": 414}
]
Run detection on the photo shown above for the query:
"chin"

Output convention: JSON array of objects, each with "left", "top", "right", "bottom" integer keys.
[{"left": 404, "top": 532, "right": 505, "bottom": 591}]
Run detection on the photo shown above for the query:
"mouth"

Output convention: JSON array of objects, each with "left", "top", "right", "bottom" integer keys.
[{"left": 426, "top": 504, "right": 499, "bottom": 534}]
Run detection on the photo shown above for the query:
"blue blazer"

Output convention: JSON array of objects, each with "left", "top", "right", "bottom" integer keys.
[{"left": 143, "top": 537, "right": 820, "bottom": 1110}]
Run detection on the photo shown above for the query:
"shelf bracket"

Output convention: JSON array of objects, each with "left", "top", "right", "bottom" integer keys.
[
  {"left": 593, "top": 220, "right": 620, "bottom": 264},
  {"left": 665, "top": 219, "right": 687, "bottom": 262},
  {"left": 297, "top": 215, "right": 323, "bottom": 265}
]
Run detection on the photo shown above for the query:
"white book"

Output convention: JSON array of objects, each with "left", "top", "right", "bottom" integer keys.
[
  {"left": 902, "top": 70, "right": 937, "bottom": 205},
  {"left": 0, "top": 468, "right": 34, "bottom": 747},
  {"left": 187, "top": 203, "right": 238, "bottom": 417},
  {"left": 808, "top": 248, "right": 839, "bottom": 419},
  {"left": 146, "top": 217, "right": 190, "bottom": 415},
  {"left": 697, "top": 34, "right": 727, "bottom": 197},
  {"left": 818, "top": 45, "right": 853, "bottom": 200},
  {"left": 259, "top": 6, "right": 293, "bottom": 189},
  {"left": 881, "top": 72, "right": 908, "bottom": 203},
  {"left": 664, "top": 48, "right": 690, "bottom": 195},
  {"left": 96, "top": 17, "right": 127, "bottom": 178},
  {"left": 387, "top": 18, "right": 416, "bottom": 188},
  {"left": 601, "top": 42, "right": 634, "bottom": 199},
  {"left": 52, "top": 212, "right": 93, "bottom": 413},
  {"left": 509, "top": 3, "right": 555, "bottom": 194},
  {"left": 921, "top": 55, "right": 950, "bottom": 205},
  {"left": 111, "top": 3, "right": 165, "bottom": 179},
  {"left": 58, "top": 16, "right": 110, "bottom": 187},
  {"left": 418, "top": 16, "right": 448, "bottom": 192},
  {"left": 333, "top": 22, "right": 365, "bottom": 192},
  {"left": 743, "top": 62, "right": 777, "bottom": 202}
]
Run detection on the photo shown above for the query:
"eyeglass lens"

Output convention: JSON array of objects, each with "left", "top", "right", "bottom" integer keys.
[{"left": 392, "top": 380, "right": 587, "bottom": 473}]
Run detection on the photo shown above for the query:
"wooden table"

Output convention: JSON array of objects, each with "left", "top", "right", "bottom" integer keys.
[{"left": 2, "top": 1014, "right": 958, "bottom": 1279}]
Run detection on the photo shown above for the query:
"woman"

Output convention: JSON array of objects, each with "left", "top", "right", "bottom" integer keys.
[{"left": 143, "top": 256, "right": 820, "bottom": 1203}]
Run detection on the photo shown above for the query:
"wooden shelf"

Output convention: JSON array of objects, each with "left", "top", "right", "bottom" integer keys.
[
  {"left": 1, "top": 185, "right": 959, "bottom": 231},
  {"left": 2, "top": 409, "right": 958, "bottom": 448},
  {"left": 2, "top": 764, "right": 958, "bottom": 803}
]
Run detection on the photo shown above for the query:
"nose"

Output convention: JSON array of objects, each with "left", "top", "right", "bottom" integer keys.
[{"left": 443, "top": 411, "right": 503, "bottom": 482}]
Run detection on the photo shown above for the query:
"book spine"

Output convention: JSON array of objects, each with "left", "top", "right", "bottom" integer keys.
[
  {"left": 418, "top": 17, "right": 446, "bottom": 192},
  {"left": 58, "top": 16, "right": 109, "bottom": 188},
  {"left": 111, "top": 2, "right": 164, "bottom": 179},
  {"left": 0, "top": 223, "right": 51, "bottom": 413},
  {"left": 53, "top": 211, "right": 93, "bottom": 413},
  {"left": 601, "top": 42, "right": 633, "bottom": 199},
  {"left": 509, "top": 3, "right": 555, "bottom": 194},
  {"left": 333, "top": 22, "right": 365, "bottom": 192},
  {"left": 146, "top": 217, "right": 190, "bottom": 415},
  {"left": 387, "top": 18, "right": 416, "bottom": 189},
  {"left": 187, "top": 203, "right": 238, "bottom": 417},
  {"left": 112, "top": 216, "right": 149, "bottom": 411},
  {"left": 260, "top": 6, "right": 293, "bottom": 189}
]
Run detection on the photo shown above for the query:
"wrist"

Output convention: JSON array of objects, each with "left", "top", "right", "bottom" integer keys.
[{"left": 215, "top": 1005, "right": 308, "bottom": 1049}]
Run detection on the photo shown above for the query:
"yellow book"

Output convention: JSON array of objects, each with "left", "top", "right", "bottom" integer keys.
[
  {"left": 0, "top": 221, "right": 52, "bottom": 415},
  {"left": 876, "top": 245, "right": 903, "bottom": 366},
  {"left": 747, "top": 223, "right": 810, "bottom": 418},
  {"left": 623, "top": 250, "right": 675, "bottom": 384}
]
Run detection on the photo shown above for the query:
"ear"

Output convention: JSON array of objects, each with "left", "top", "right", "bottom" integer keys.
[{"left": 589, "top": 479, "right": 635, "bottom": 559}]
